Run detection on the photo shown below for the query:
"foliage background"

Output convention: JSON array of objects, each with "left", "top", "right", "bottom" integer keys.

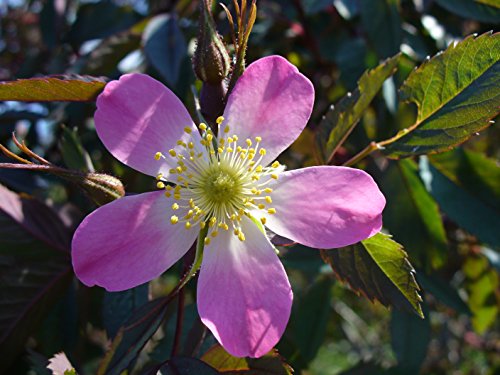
[{"left": 0, "top": 0, "right": 499, "bottom": 374}]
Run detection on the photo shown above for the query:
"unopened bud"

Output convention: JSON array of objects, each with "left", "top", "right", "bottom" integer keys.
[
  {"left": 193, "top": 0, "right": 231, "bottom": 84},
  {"left": 57, "top": 171, "right": 125, "bottom": 206}
]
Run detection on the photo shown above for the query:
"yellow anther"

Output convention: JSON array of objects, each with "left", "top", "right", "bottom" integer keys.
[
  {"left": 216, "top": 116, "right": 224, "bottom": 124},
  {"left": 255, "top": 136, "right": 262, "bottom": 142},
  {"left": 170, "top": 215, "right": 179, "bottom": 224},
  {"left": 224, "top": 126, "right": 230, "bottom": 133},
  {"left": 177, "top": 140, "right": 186, "bottom": 147},
  {"left": 272, "top": 161, "right": 280, "bottom": 168},
  {"left": 185, "top": 222, "right": 192, "bottom": 229},
  {"left": 206, "top": 134, "right": 213, "bottom": 142},
  {"left": 258, "top": 203, "right": 266, "bottom": 209},
  {"left": 226, "top": 147, "right": 233, "bottom": 153},
  {"left": 168, "top": 149, "right": 176, "bottom": 157},
  {"left": 255, "top": 165, "right": 263, "bottom": 172},
  {"left": 200, "top": 222, "right": 206, "bottom": 229},
  {"left": 246, "top": 139, "right": 252, "bottom": 147},
  {"left": 218, "top": 147, "right": 224, "bottom": 153},
  {"left": 227, "top": 137, "right": 234, "bottom": 143},
  {"left": 204, "top": 237, "right": 211, "bottom": 245},
  {"left": 200, "top": 139, "right": 207, "bottom": 146},
  {"left": 156, "top": 173, "right": 163, "bottom": 180},
  {"left": 166, "top": 185, "right": 172, "bottom": 191},
  {"left": 260, "top": 217, "right": 267, "bottom": 225},
  {"left": 172, "top": 203, "right": 179, "bottom": 210},
  {"left": 238, "top": 232, "right": 246, "bottom": 242},
  {"left": 268, "top": 208, "right": 277, "bottom": 214},
  {"left": 185, "top": 210, "right": 194, "bottom": 220},
  {"left": 219, "top": 139, "right": 225, "bottom": 145},
  {"left": 174, "top": 185, "right": 182, "bottom": 192},
  {"left": 188, "top": 142, "right": 194, "bottom": 149},
  {"left": 252, "top": 174, "right": 261, "bottom": 181},
  {"left": 271, "top": 173, "right": 279, "bottom": 179},
  {"left": 230, "top": 213, "right": 237, "bottom": 221},
  {"left": 176, "top": 166, "right": 183, "bottom": 174},
  {"left": 165, "top": 191, "right": 171, "bottom": 198},
  {"left": 189, "top": 199, "right": 195, "bottom": 208},
  {"left": 265, "top": 196, "right": 273, "bottom": 204},
  {"left": 211, "top": 230, "right": 219, "bottom": 238},
  {"left": 264, "top": 188, "right": 273, "bottom": 193},
  {"left": 184, "top": 126, "right": 192, "bottom": 134},
  {"left": 209, "top": 217, "right": 217, "bottom": 227},
  {"left": 154, "top": 152, "right": 163, "bottom": 160},
  {"left": 157, "top": 181, "right": 165, "bottom": 189},
  {"left": 199, "top": 123, "right": 207, "bottom": 131},
  {"left": 233, "top": 135, "right": 239, "bottom": 141},
  {"left": 234, "top": 228, "right": 240, "bottom": 236},
  {"left": 169, "top": 168, "right": 177, "bottom": 174},
  {"left": 259, "top": 148, "right": 267, "bottom": 156}
]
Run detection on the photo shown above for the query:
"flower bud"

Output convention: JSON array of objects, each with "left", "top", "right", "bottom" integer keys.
[
  {"left": 193, "top": 0, "right": 231, "bottom": 84},
  {"left": 79, "top": 173, "right": 125, "bottom": 206}
]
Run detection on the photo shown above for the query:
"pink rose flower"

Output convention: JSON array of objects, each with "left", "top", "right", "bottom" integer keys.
[{"left": 72, "top": 55, "right": 385, "bottom": 358}]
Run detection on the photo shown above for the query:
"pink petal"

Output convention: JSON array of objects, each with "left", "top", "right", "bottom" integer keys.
[
  {"left": 72, "top": 191, "right": 197, "bottom": 291},
  {"left": 222, "top": 56, "right": 314, "bottom": 166},
  {"left": 197, "top": 216, "right": 292, "bottom": 358},
  {"left": 263, "top": 166, "right": 385, "bottom": 248},
  {"left": 95, "top": 73, "right": 200, "bottom": 178}
]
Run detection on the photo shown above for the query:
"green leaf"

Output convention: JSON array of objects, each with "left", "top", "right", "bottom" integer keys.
[
  {"left": 421, "top": 149, "right": 500, "bottom": 247},
  {"left": 152, "top": 357, "right": 220, "bottom": 375},
  {"left": 102, "top": 284, "right": 149, "bottom": 339},
  {"left": 384, "top": 32, "right": 500, "bottom": 158},
  {"left": 79, "top": 22, "right": 145, "bottom": 76},
  {"left": 434, "top": 0, "right": 500, "bottom": 23},
  {"left": 98, "top": 297, "right": 172, "bottom": 375},
  {"left": 0, "top": 76, "right": 107, "bottom": 102},
  {"left": 143, "top": 14, "right": 187, "bottom": 86},
  {"left": 475, "top": 0, "right": 500, "bottom": 9},
  {"left": 0, "top": 184, "right": 71, "bottom": 253},
  {"left": 381, "top": 159, "right": 448, "bottom": 270},
  {"left": 463, "top": 254, "right": 499, "bottom": 334},
  {"left": 321, "top": 232, "right": 424, "bottom": 318},
  {"left": 417, "top": 273, "right": 470, "bottom": 315},
  {"left": 0, "top": 186, "right": 72, "bottom": 372},
  {"left": 201, "top": 344, "right": 292, "bottom": 375},
  {"left": 59, "top": 126, "right": 94, "bottom": 172},
  {"left": 68, "top": 0, "right": 140, "bottom": 46},
  {"left": 289, "top": 276, "right": 333, "bottom": 367},
  {"left": 320, "top": 54, "right": 400, "bottom": 162},
  {"left": 302, "top": 0, "right": 333, "bottom": 15},
  {"left": 390, "top": 307, "right": 431, "bottom": 375},
  {"left": 360, "top": 0, "right": 402, "bottom": 58}
]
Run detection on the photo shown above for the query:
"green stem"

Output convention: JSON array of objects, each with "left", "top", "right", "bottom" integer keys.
[
  {"left": 177, "top": 223, "right": 209, "bottom": 291},
  {"left": 342, "top": 126, "right": 416, "bottom": 167}
]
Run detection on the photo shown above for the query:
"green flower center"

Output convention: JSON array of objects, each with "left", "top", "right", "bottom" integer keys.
[{"left": 154, "top": 116, "right": 284, "bottom": 244}]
